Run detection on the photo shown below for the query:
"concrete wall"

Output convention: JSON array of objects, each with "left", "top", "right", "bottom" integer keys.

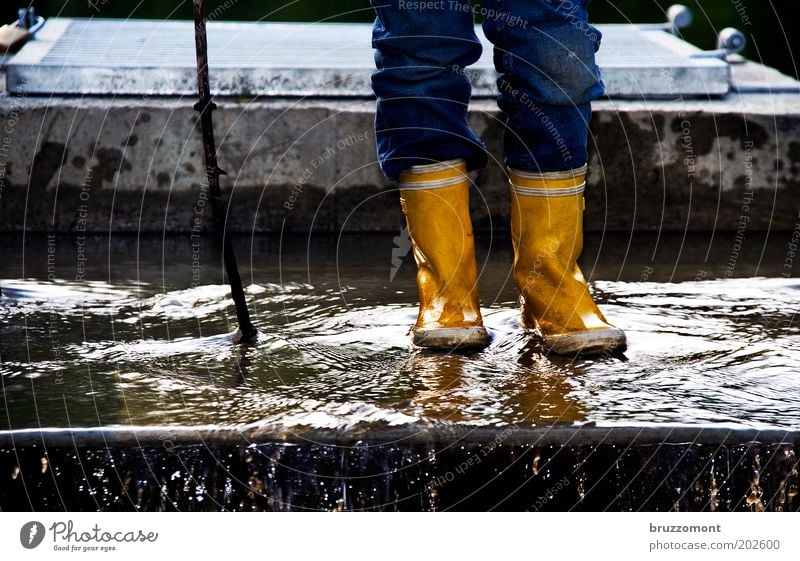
[{"left": 1, "top": 90, "right": 799, "bottom": 234}]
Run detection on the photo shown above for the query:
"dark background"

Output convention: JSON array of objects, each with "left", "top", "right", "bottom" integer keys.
[{"left": 3, "top": 0, "right": 798, "bottom": 77}]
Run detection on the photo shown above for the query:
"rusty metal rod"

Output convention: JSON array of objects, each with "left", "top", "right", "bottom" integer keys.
[{"left": 192, "top": 0, "right": 257, "bottom": 343}]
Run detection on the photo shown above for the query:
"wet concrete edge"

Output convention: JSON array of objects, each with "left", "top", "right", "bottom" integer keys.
[{"left": 1, "top": 423, "right": 799, "bottom": 448}]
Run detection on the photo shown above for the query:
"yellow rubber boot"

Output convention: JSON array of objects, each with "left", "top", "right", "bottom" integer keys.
[
  {"left": 398, "top": 159, "right": 490, "bottom": 349},
  {"left": 508, "top": 164, "right": 626, "bottom": 355}
]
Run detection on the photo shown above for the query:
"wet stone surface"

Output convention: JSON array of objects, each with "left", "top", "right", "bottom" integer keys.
[
  {"left": 0, "top": 232, "right": 797, "bottom": 510},
  {"left": 1, "top": 232, "right": 798, "bottom": 431}
]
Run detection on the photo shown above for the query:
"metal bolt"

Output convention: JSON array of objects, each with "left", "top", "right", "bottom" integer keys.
[{"left": 667, "top": 4, "right": 693, "bottom": 33}]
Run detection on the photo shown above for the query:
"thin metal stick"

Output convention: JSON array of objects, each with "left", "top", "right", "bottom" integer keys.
[{"left": 192, "top": 0, "right": 257, "bottom": 343}]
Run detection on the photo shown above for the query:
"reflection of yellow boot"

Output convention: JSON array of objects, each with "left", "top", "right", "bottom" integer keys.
[
  {"left": 398, "top": 159, "right": 489, "bottom": 349},
  {"left": 509, "top": 164, "right": 626, "bottom": 355}
]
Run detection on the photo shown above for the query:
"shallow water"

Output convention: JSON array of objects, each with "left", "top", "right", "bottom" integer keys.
[{"left": 1, "top": 232, "right": 798, "bottom": 431}]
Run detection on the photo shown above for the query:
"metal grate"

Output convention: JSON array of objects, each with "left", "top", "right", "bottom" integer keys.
[{"left": 5, "top": 18, "right": 730, "bottom": 98}]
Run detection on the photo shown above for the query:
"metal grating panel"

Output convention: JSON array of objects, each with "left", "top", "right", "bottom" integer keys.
[{"left": 4, "top": 18, "right": 730, "bottom": 98}]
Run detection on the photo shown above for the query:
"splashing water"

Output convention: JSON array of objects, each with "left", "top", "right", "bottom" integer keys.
[{"left": 1, "top": 233, "right": 798, "bottom": 432}]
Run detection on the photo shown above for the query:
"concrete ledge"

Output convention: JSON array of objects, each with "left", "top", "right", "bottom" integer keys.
[
  {"left": 2, "top": 423, "right": 800, "bottom": 447},
  {"left": 1, "top": 87, "right": 799, "bottom": 234}
]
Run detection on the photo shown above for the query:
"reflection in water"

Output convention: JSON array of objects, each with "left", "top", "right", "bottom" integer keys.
[
  {"left": 505, "top": 342, "right": 589, "bottom": 425},
  {"left": 399, "top": 337, "right": 588, "bottom": 424},
  {"left": 1, "top": 257, "right": 798, "bottom": 432}
]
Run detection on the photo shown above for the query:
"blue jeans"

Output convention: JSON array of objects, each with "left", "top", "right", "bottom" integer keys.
[{"left": 370, "top": 0, "right": 604, "bottom": 180}]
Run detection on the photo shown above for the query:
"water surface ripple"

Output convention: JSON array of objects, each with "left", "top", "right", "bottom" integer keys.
[{"left": 2, "top": 272, "right": 797, "bottom": 431}]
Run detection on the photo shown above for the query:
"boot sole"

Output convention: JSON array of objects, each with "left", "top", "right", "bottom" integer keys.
[
  {"left": 543, "top": 328, "right": 627, "bottom": 356},
  {"left": 411, "top": 326, "right": 490, "bottom": 350}
]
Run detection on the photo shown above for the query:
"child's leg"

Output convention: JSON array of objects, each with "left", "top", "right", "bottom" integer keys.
[
  {"left": 370, "top": 1, "right": 490, "bottom": 349},
  {"left": 370, "top": 0, "right": 488, "bottom": 180},
  {"left": 483, "top": 0, "right": 626, "bottom": 355},
  {"left": 482, "top": 0, "right": 604, "bottom": 172}
]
